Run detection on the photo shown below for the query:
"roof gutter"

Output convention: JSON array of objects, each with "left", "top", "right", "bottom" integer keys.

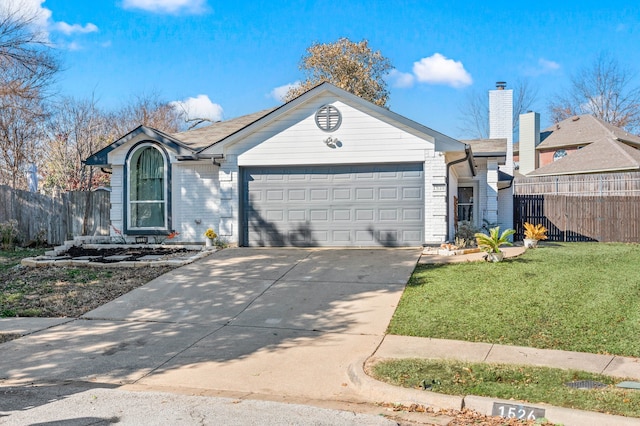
[{"left": 445, "top": 145, "right": 474, "bottom": 242}]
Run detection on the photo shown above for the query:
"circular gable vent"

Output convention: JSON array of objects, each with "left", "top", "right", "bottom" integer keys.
[{"left": 315, "top": 105, "right": 342, "bottom": 132}]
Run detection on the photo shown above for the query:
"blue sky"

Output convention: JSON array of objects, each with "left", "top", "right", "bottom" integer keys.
[{"left": 9, "top": 0, "right": 640, "bottom": 138}]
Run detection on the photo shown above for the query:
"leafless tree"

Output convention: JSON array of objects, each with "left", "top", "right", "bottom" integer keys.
[
  {"left": 111, "top": 91, "right": 182, "bottom": 136},
  {"left": 284, "top": 38, "right": 393, "bottom": 107},
  {"left": 458, "top": 79, "right": 538, "bottom": 139},
  {"left": 0, "top": 4, "right": 58, "bottom": 189},
  {"left": 42, "top": 96, "right": 112, "bottom": 193},
  {"left": 0, "top": 93, "right": 47, "bottom": 189},
  {"left": 548, "top": 52, "right": 640, "bottom": 133},
  {"left": 0, "top": 3, "right": 58, "bottom": 100}
]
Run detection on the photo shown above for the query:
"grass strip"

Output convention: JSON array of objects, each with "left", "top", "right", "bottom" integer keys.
[{"left": 371, "top": 359, "right": 640, "bottom": 418}]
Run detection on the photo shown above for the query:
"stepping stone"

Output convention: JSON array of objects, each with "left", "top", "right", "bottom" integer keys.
[
  {"left": 138, "top": 255, "right": 164, "bottom": 260},
  {"left": 103, "top": 255, "right": 132, "bottom": 261},
  {"left": 72, "top": 256, "right": 102, "bottom": 260}
]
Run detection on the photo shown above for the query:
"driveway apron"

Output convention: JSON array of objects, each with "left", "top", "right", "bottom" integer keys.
[{"left": 0, "top": 248, "right": 420, "bottom": 402}]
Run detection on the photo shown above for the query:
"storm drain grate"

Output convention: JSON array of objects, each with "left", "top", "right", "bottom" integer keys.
[{"left": 564, "top": 380, "right": 607, "bottom": 390}]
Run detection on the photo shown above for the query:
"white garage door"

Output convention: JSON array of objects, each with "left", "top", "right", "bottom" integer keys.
[{"left": 241, "top": 164, "right": 424, "bottom": 247}]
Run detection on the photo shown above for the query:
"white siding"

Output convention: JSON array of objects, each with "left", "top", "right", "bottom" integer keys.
[
  {"left": 424, "top": 152, "right": 447, "bottom": 244},
  {"left": 485, "top": 160, "right": 499, "bottom": 226},
  {"left": 497, "top": 185, "right": 514, "bottom": 234},
  {"left": 230, "top": 96, "right": 434, "bottom": 166},
  {"left": 173, "top": 162, "right": 220, "bottom": 243}
]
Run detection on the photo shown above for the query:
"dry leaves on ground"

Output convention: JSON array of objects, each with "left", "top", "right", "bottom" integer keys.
[{"left": 1, "top": 264, "right": 176, "bottom": 318}]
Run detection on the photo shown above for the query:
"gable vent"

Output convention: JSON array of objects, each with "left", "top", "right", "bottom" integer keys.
[{"left": 315, "top": 105, "right": 342, "bottom": 132}]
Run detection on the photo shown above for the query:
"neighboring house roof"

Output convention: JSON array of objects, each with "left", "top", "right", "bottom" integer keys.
[
  {"left": 537, "top": 114, "right": 640, "bottom": 150},
  {"left": 529, "top": 135, "right": 640, "bottom": 176},
  {"left": 86, "top": 82, "right": 469, "bottom": 166},
  {"left": 527, "top": 114, "right": 640, "bottom": 176}
]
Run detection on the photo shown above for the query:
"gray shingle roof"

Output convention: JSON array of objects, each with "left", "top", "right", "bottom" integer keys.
[
  {"left": 171, "top": 108, "right": 278, "bottom": 151},
  {"left": 461, "top": 138, "right": 507, "bottom": 156}
]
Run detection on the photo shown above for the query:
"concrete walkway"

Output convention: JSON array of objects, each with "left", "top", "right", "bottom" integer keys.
[{"left": 2, "top": 246, "right": 640, "bottom": 425}]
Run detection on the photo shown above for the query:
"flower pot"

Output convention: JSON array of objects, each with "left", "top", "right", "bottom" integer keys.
[
  {"left": 205, "top": 238, "right": 214, "bottom": 248},
  {"left": 485, "top": 251, "right": 504, "bottom": 262},
  {"left": 524, "top": 238, "right": 538, "bottom": 249}
]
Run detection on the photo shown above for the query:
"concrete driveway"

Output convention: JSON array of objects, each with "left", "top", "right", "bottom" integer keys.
[{"left": 0, "top": 248, "right": 420, "bottom": 403}]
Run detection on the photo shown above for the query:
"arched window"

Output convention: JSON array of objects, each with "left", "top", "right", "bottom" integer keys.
[
  {"left": 553, "top": 149, "right": 567, "bottom": 161},
  {"left": 127, "top": 144, "right": 167, "bottom": 230}
]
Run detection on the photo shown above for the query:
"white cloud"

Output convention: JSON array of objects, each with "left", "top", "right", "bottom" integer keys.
[
  {"left": 538, "top": 58, "right": 560, "bottom": 73},
  {"left": 412, "top": 53, "right": 473, "bottom": 88},
  {"left": 54, "top": 22, "right": 99, "bottom": 35},
  {"left": 523, "top": 57, "right": 561, "bottom": 77},
  {"left": 388, "top": 69, "right": 415, "bottom": 88},
  {"left": 122, "top": 0, "right": 207, "bottom": 14},
  {"left": 269, "top": 81, "right": 300, "bottom": 102},
  {"left": 4, "top": 0, "right": 99, "bottom": 42},
  {"left": 171, "top": 94, "right": 223, "bottom": 126},
  {"left": 3, "top": 0, "right": 52, "bottom": 37}
]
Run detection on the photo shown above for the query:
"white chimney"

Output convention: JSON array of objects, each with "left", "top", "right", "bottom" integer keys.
[
  {"left": 489, "top": 81, "right": 513, "bottom": 173},
  {"left": 519, "top": 112, "right": 540, "bottom": 175}
]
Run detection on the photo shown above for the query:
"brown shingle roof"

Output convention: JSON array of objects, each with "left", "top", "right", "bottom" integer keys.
[
  {"left": 170, "top": 108, "right": 278, "bottom": 151},
  {"left": 537, "top": 114, "right": 640, "bottom": 150},
  {"left": 527, "top": 114, "right": 640, "bottom": 176},
  {"left": 528, "top": 137, "right": 640, "bottom": 176}
]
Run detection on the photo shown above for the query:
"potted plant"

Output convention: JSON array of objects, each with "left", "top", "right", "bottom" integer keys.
[
  {"left": 204, "top": 228, "right": 217, "bottom": 248},
  {"left": 523, "top": 222, "right": 547, "bottom": 248},
  {"left": 474, "top": 226, "right": 515, "bottom": 262}
]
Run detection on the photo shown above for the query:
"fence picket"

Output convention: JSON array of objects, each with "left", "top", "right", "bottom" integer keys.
[{"left": 0, "top": 185, "right": 109, "bottom": 245}]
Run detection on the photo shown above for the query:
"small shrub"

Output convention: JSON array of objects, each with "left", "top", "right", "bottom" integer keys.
[
  {"left": 524, "top": 222, "right": 548, "bottom": 240},
  {"left": 0, "top": 220, "right": 20, "bottom": 250},
  {"left": 454, "top": 221, "right": 478, "bottom": 248}
]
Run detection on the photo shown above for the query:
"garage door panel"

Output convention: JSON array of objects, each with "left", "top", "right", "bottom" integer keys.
[
  {"left": 402, "top": 187, "right": 422, "bottom": 200},
  {"left": 333, "top": 188, "right": 351, "bottom": 200},
  {"left": 243, "top": 164, "right": 424, "bottom": 247},
  {"left": 355, "top": 188, "right": 374, "bottom": 200}
]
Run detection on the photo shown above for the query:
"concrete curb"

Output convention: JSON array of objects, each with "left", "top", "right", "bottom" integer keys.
[
  {"left": 352, "top": 356, "right": 640, "bottom": 425},
  {"left": 347, "top": 357, "right": 463, "bottom": 411},
  {"left": 465, "top": 395, "right": 640, "bottom": 426}
]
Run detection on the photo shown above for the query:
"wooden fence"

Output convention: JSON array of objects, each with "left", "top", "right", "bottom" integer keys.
[
  {"left": 514, "top": 172, "right": 640, "bottom": 196},
  {"left": 514, "top": 194, "right": 640, "bottom": 242},
  {"left": 0, "top": 186, "right": 110, "bottom": 245}
]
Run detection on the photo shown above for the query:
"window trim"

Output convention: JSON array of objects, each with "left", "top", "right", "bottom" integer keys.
[{"left": 124, "top": 142, "right": 172, "bottom": 235}]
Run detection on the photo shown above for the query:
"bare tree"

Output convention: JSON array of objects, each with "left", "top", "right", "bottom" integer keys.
[
  {"left": 548, "top": 53, "right": 640, "bottom": 133},
  {"left": 0, "top": 93, "right": 47, "bottom": 189},
  {"left": 111, "top": 91, "right": 182, "bottom": 136},
  {"left": 458, "top": 80, "right": 538, "bottom": 139},
  {"left": 284, "top": 38, "right": 393, "bottom": 107},
  {"left": 42, "top": 96, "right": 112, "bottom": 193},
  {"left": 0, "top": 3, "right": 58, "bottom": 189},
  {"left": 0, "top": 3, "right": 58, "bottom": 100}
]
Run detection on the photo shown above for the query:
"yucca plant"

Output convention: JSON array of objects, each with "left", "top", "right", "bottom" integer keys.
[
  {"left": 474, "top": 226, "right": 515, "bottom": 254},
  {"left": 523, "top": 222, "right": 548, "bottom": 240}
]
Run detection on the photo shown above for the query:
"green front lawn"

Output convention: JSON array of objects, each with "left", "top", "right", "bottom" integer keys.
[{"left": 389, "top": 243, "right": 640, "bottom": 357}]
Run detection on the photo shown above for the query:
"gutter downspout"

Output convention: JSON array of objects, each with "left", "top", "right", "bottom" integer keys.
[{"left": 445, "top": 145, "right": 474, "bottom": 242}]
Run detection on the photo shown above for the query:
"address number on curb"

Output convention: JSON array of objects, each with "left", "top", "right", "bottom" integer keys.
[{"left": 491, "top": 402, "right": 545, "bottom": 420}]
